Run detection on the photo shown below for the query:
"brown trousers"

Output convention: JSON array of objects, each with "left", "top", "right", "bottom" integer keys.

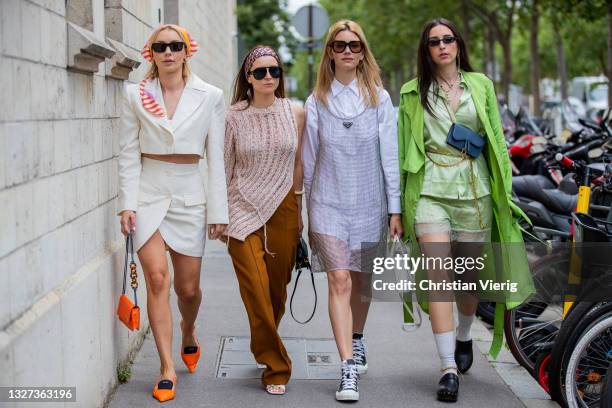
[{"left": 227, "top": 191, "right": 299, "bottom": 385}]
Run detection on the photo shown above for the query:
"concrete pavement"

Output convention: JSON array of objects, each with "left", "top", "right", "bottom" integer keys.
[{"left": 107, "top": 236, "right": 553, "bottom": 408}]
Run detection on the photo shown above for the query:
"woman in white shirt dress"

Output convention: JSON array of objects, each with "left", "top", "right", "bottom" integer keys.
[
  {"left": 302, "top": 19, "right": 403, "bottom": 401},
  {"left": 117, "top": 24, "right": 228, "bottom": 402}
]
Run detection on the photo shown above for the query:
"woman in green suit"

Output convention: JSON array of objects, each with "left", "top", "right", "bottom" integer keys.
[{"left": 398, "top": 18, "right": 534, "bottom": 402}]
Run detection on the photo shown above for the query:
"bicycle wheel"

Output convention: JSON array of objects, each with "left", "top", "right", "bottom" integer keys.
[
  {"left": 548, "top": 302, "right": 612, "bottom": 405},
  {"left": 564, "top": 313, "right": 612, "bottom": 407},
  {"left": 504, "top": 253, "right": 568, "bottom": 372},
  {"left": 480, "top": 301, "right": 546, "bottom": 327}
]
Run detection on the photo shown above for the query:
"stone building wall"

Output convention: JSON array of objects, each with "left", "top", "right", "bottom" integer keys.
[{"left": 0, "top": 1, "right": 236, "bottom": 406}]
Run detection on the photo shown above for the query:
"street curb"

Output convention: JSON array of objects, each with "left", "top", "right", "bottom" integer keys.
[{"left": 471, "top": 319, "right": 558, "bottom": 407}]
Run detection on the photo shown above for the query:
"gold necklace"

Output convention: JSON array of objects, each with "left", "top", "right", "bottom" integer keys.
[
  {"left": 437, "top": 74, "right": 460, "bottom": 113},
  {"left": 437, "top": 73, "right": 459, "bottom": 101},
  {"left": 439, "top": 72, "right": 459, "bottom": 88}
]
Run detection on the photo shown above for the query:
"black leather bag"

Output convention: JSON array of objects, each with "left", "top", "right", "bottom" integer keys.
[
  {"left": 289, "top": 238, "right": 317, "bottom": 324},
  {"left": 446, "top": 122, "right": 486, "bottom": 159}
]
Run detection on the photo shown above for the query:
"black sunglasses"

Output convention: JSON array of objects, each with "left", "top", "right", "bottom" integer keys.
[
  {"left": 151, "top": 41, "right": 186, "bottom": 53},
  {"left": 330, "top": 40, "right": 363, "bottom": 54},
  {"left": 428, "top": 36, "right": 457, "bottom": 47},
  {"left": 248, "top": 66, "right": 282, "bottom": 80}
]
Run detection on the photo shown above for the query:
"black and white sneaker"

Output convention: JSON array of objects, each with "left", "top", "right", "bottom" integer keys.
[
  {"left": 352, "top": 334, "right": 368, "bottom": 375},
  {"left": 335, "top": 359, "right": 359, "bottom": 401}
]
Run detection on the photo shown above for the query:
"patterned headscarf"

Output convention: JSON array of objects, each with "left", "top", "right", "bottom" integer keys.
[
  {"left": 244, "top": 46, "right": 281, "bottom": 78},
  {"left": 138, "top": 25, "right": 198, "bottom": 117},
  {"left": 140, "top": 24, "right": 198, "bottom": 62}
]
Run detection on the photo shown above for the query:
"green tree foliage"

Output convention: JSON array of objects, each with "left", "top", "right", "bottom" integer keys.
[
  {"left": 556, "top": 0, "right": 611, "bottom": 21},
  {"left": 291, "top": 48, "right": 322, "bottom": 101},
  {"left": 283, "top": 0, "right": 609, "bottom": 104},
  {"left": 512, "top": 6, "right": 558, "bottom": 92},
  {"left": 236, "top": 0, "right": 297, "bottom": 62},
  {"left": 561, "top": 14, "right": 607, "bottom": 77}
]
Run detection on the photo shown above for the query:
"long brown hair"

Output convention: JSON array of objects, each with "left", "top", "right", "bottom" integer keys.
[
  {"left": 231, "top": 45, "right": 286, "bottom": 108},
  {"left": 313, "top": 20, "right": 382, "bottom": 108},
  {"left": 417, "top": 18, "right": 474, "bottom": 117}
]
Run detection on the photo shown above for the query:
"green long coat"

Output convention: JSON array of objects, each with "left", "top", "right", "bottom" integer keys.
[{"left": 397, "top": 72, "right": 535, "bottom": 357}]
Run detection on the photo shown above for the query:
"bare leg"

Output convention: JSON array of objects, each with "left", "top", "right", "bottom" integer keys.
[
  {"left": 328, "top": 269, "right": 353, "bottom": 360},
  {"left": 138, "top": 230, "right": 176, "bottom": 382},
  {"left": 418, "top": 230, "right": 460, "bottom": 381},
  {"left": 452, "top": 238, "right": 486, "bottom": 337},
  {"left": 418, "top": 232, "right": 454, "bottom": 334},
  {"left": 170, "top": 249, "right": 202, "bottom": 349},
  {"left": 350, "top": 271, "right": 371, "bottom": 334}
]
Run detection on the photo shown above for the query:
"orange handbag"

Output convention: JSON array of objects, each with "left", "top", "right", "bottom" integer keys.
[{"left": 117, "top": 233, "right": 140, "bottom": 331}]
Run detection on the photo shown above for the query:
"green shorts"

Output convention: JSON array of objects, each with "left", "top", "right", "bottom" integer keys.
[{"left": 414, "top": 194, "right": 493, "bottom": 242}]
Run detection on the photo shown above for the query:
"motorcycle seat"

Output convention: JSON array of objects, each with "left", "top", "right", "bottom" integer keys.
[
  {"left": 512, "top": 175, "right": 556, "bottom": 197},
  {"left": 537, "top": 189, "right": 578, "bottom": 215},
  {"left": 513, "top": 175, "right": 578, "bottom": 215}
]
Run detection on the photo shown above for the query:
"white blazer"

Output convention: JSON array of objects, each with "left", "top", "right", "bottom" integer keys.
[{"left": 117, "top": 74, "right": 229, "bottom": 224}]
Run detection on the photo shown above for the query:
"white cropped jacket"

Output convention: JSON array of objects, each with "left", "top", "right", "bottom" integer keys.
[{"left": 117, "top": 74, "right": 229, "bottom": 224}]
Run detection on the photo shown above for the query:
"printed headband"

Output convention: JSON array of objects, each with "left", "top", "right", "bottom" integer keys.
[
  {"left": 244, "top": 46, "right": 280, "bottom": 78},
  {"left": 140, "top": 24, "right": 198, "bottom": 62}
]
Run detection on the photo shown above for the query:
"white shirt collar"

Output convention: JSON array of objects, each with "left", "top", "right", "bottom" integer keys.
[{"left": 331, "top": 77, "right": 359, "bottom": 97}]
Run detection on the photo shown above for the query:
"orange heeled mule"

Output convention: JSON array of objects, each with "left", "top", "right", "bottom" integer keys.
[
  {"left": 180, "top": 320, "right": 201, "bottom": 373},
  {"left": 152, "top": 377, "right": 177, "bottom": 402}
]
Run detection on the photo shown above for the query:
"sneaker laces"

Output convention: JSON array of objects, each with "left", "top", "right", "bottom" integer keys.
[
  {"left": 339, "top": 362, "right": 359, "bottom": 391},
  {"left": 352, "top": 338, "right": 366, "bottom": 365}
]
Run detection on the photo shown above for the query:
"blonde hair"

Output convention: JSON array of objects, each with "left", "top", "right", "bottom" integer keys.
[
  {"left": 314, "top": 20, "right": 382, "bottom": 108},
  {"left": 145, "top": 26, "right": 192, "bottom": 80}
]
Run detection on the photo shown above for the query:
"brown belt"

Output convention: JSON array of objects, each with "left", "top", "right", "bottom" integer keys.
[{"left": 141, "top": 153, "right": 200, "bottom": 164}]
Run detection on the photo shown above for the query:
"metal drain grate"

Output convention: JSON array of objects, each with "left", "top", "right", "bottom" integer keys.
[{"left": 215, "top": 336, "right": 340, "bottom": 379}]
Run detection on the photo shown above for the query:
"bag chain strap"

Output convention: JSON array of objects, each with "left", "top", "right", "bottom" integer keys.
[{"left": 123, "top": 233, "right": 139, "bottom": 306}]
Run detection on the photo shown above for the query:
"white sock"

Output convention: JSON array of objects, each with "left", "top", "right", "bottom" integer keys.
[
  {"left": 456, "top": 311, "right": 475, "bottom": 342},
  {"left": 434, "top": 331, "right": 457, "bottom": 374}
]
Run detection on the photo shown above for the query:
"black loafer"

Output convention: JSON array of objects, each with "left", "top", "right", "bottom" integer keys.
[
  {"left": 455, "top": 339, "right": 473, "bottom": 374},
  {"left": 437, "top": 372, "right": 459, "bottom": 402}
]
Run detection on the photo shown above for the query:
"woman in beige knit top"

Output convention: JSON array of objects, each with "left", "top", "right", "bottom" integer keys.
[{"left": 222, "top": 45, "right": 305, "bottom": 395}]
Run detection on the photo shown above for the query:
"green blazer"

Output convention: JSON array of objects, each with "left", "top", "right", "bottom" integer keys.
[{"left": 398, "top": 72, "right": 535, "bottom": 357}]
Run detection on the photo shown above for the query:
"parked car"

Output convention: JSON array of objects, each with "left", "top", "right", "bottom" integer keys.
[{"left": 570, "top": 76, "right": 609, "bottom": 120}]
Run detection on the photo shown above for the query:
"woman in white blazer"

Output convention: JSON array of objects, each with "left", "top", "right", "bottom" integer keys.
[{"left": 117, "top": 24, "right": 228, "bottom": 402}]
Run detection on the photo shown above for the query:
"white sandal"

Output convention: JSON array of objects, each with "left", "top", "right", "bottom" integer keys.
[{"left": 265, "top": 384, "right": 286, "bottom": 395}]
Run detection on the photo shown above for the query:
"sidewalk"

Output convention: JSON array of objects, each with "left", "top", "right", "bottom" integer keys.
[{"left": 108, "top": 238, "right": 552, "bottom": 408}]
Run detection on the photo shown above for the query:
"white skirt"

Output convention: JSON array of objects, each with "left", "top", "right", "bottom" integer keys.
[{"left": 135, "top": 158, "right": 207, "bottom": 257}]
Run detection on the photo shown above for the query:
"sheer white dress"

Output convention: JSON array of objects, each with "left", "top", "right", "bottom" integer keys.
[{"left": 303, "top": 80, "right": 400, "bottom": 273}]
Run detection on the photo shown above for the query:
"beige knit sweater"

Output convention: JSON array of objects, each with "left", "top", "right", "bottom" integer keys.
[{"left": 224, "top": 97, "right": 297, "bottom": 242}]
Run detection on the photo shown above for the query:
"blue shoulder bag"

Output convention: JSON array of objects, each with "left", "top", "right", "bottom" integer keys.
[
  {"left": 440, "top": 86, "right": 486, "bottom": 158},
  {"left": 446, "top": 122, "right": 486, "bottom": 158}
]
